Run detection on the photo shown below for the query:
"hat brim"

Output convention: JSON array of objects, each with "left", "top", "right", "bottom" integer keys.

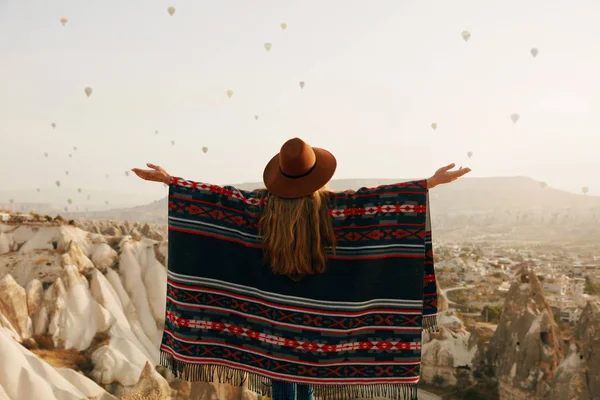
[{"left": 263, "top": 147, "right": 337, "bottom": 198}]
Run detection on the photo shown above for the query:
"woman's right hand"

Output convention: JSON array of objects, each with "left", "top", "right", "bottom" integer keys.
[
  {"left": 427, "top": 163, "right": 471, "bottom": 189},
  {"left": 131, "top": 163, "right": 171, "bottom": 184}
]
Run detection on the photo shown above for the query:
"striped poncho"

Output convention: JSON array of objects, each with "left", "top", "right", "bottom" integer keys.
[{"left": 160, "top": 177, "right": 438, "bottom": 400}]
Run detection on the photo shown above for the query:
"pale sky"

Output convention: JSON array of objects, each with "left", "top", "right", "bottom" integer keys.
[{"left": 1, "top": 0, "right": 599, "bottom": 205}]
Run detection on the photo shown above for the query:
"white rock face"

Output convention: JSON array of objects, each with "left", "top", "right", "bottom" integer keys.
[
  {"left": 51, "top": 265, "right": 112, "bottom": 350},
  {"left": 0, "top": 328, "right": 117, "bottom": 400},
  {"left": 0, "top": 274, "right": 33, "bottom": 339},
  {"left": 91, "top": 243, "right": 118, "bottom": 272},
  {"left": 0, "top": 220, "right": 206, "bottom": 398}
]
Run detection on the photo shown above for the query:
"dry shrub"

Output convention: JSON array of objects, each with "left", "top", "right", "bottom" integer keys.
[
  {"left": 120, "top": 388, "right": 168, "bottom": 400},
  {"left": 30, "top": 348, "right": 89, "bottom": 371},
  {"left": 32, "top": 334, "right": 55, "bottom": 350}
]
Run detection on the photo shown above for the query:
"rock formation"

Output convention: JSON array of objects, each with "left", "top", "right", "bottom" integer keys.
[
  {"left": 420, "top": 285, "right": 476, "bottom": 386},
  {"left": 550, "top": 301, "right": 600, "bottom": 400},
  {"left": 484, "top": 268, "right": 564, "bottom": 399}
]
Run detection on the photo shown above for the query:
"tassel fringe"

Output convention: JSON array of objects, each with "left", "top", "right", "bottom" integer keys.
[
  {"left": 423, "top": 314, "right": 439, "bottom": 333},
  {"left": 160, "top": 351, "right": 418, "bottom": 399}
]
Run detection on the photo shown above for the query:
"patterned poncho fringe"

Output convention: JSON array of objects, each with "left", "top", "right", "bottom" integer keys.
[{"left": 160, "top": 177, "right": 438, "bottom": 400}]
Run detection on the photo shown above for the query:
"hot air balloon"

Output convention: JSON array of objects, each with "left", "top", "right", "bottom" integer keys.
[
  {"left": 254, "top": 115, "right": 259, "bottom": 120},
  {"left": 67, "top": 199, "right": 73, "bottom": 205},
  {"left": 65, "top": 170, "right": 69, "bottom": 176},
  {"left": 36, "top": 188, "right": 41, "bottom": 192},
  {"left": 77, "top": 188, "right": 82, "bottom": 193},
  {"left": 73, "top": 146, "right": 77, "bottom": 151},
  {"left": 104, "top": 200, "right": 109, "bottom": 205},
  {"left": 264, "top": 43, "right": 272, "bottom": 52},
  {"left": 44, "top": 152, "right": 48, "bottom": 158},
  {"left": 280, "top": 23, "right": 287, "bottom": 30},
  {"left": 155, "top": 130, "right": 159, "bottom": 135},
  {"left": 226, "top": 89, "right": 233, "bottom": 98},
  {"left": 56, "top": 180, "right": 61, "bottom": 188},
  {"left": 530, "top": 48, "right": 538, "bottom": 58},
  {"left": 461, "top": 31, "right": 471, "bottom": 42},
  {"left": 60, "top": 18, "right": 68, "bottom": 26},
  {"left": 582, "top": 186, "right": 589, "bottom": 195},
  {"left": 431, "top": 123, "right": 437, "bottom": 130},
  {"left": 84, "top": 87, "right": 93, "bottom": 97},
  {"left": 299, "top": 81, "right": 305, "bottom": 89},
  {"left": 125, "top": 170, "right": 130, "bottom": 176},
  {"left": 202, "top": 146, "right": 208, "bottom": 154},
  {"left": 51, "top": 122, "right": 56, "bottom": 129},
  {"left": 9, "top": 199, "right": 14, "bottom": 204},
  {"left": 511, "top": 113, "right": 520, "bottom": 124},
  {"left": 467, "top": 151, "right": 473, "bottom": 159},
  {"left": 167, "top": 6, "right": 176, "bottom": 16},
  {"left": 68, "top": 154, "right": 72, "bottom": 158},
  {"left": 171, "top": 140, "right": 175, "bottom": 145}
]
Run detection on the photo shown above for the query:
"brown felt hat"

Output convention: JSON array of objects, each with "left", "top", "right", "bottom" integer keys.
[{"left": 263, "top": 138, "right": 337, "bottom": 199}]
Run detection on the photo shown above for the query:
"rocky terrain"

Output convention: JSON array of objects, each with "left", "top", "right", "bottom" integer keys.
[
  {"left": 470, "top": 267, "right": 600, "bottom": 400},
  {"left": 0, "top": 220, "right": 191, "bottom": 400},
  {"left": 2, "top": 216, "right": 599, "bottom": 400}
]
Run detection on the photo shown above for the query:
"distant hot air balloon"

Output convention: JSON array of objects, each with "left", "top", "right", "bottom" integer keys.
[
  {"left": 299, "top": 81, "right": 305, "bottom": 89},
  {"left": 202, "top": 146, "right": 208, "bottom": 154},
  {"left": 431, "top": 123, "right": 437, "bottom": 130},
  {"left": 155, "top": 130, "right": 159, "bottom": 135},
  {"left": 69, "top": 154, "right": 72, "bottom": 158},
  {"left": 530, "top": 48, "right": 538, "bottom": 58},
  {"left": 51, "top": 122, "right": 56, "bottom": 129},
  {"left": 254, "top": 115, "right": 259, "bottom": 120},
  {"left": 510, "top": 113, "right": 520, "bottom": 124},
  {"left": 226, "top": 89, "right": 233, "bottom": 98},
  {"left": 84, "top": 87, "right": 93, "bottom": 97},
  {"left": 77, "top": 188, "right": 82, "bottom": 193},
  {"left": 104, "top": 200, "right": 109, "bottom": 205},
  {"left": 36, "top": 188, "right": 41, "bottom": 192},
  {"left": 67, "top": 199, "right": 73, "bottom": 205},
  {"left": 125, "top": 170, "right": 130, "bottom": 176},
  {"left": 171, "top": 140, "right": 175, "bottom": 145},
  {"left": 582, "top": 186, "right": 589, "bottom": 195},
  {"left": 167, "top": 6, "right": 176, "bottom": 16},
  {"left": 467, "top": 151, "right": 473, "bottom": 159},
  {"left": 9, "top": 199, "right": 14, "bottom": 204},
  {"left": 461, "top": 31, "right": 471, "bottom": 42},
  {"left": 56, "top": 180, "right": 61, "bottom": 188},
  {"left": 264, "top": 43, "right": 272, "bottom": 52},
  {"left": 65, "top": 170, "right": 69, "bottom": 176},
  {"left": 44, "top": 152, "right": 48, "bottom": 158},
  {"left": 280, "top": 23, "right": 287, "bottom": 30},
  {"left": 60, "top": 18, "right": 68, "bottom": 26},
  {"left": 73, "top": 146, "right": 77, "bottom": 151}
]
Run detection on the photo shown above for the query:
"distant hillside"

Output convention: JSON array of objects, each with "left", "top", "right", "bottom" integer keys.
[{"left": 63, "top": 176, "right": 600, "bottom": 226}]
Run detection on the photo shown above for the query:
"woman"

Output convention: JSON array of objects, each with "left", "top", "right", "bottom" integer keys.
[{"left": 133, "top": 138, "right": 470, "bottom": 400}]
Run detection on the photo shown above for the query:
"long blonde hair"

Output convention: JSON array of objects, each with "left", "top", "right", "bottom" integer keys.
[{"left": 258, "top": 188, "right": 336, "bottom": 280}]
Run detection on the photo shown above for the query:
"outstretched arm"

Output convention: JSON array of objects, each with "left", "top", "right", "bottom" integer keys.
[
  {"left": 131, "top": 163, "right": 171, "bottom": 184},
  {"left": 427, "top": 163, "right": 471, "bottom": 189}
]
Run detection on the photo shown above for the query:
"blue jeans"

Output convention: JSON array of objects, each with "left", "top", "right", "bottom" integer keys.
[{"left": 271, "top": 381, "right": 314, "bottom": 400}]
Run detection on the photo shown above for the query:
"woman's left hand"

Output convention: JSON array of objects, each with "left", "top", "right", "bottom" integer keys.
[
  {"left": 427, "top": 163, "right": 471, "bottom": 189},
  {"left": 131, "top": 163, "right": 171, "bottom": 184}
]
